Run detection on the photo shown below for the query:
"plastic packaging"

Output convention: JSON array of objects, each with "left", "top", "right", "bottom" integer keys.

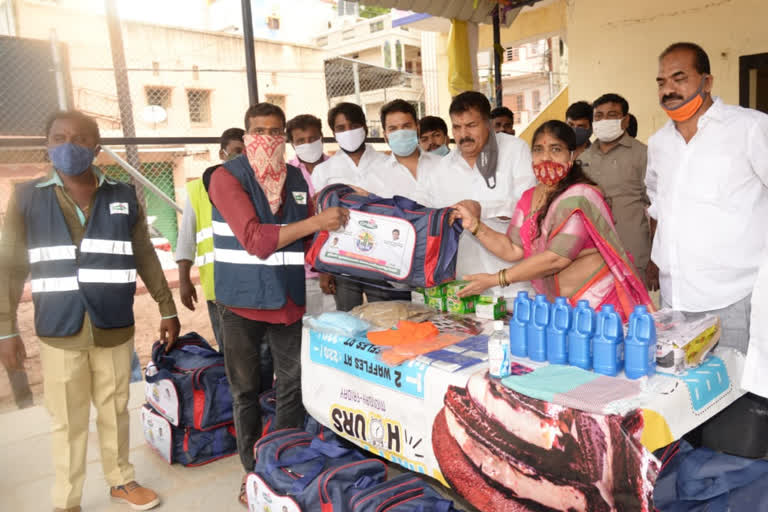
[
  {"left": 527, "top": 295, "right": 550, "bottom": 362},
  {"left": 510, "top": 291, "right": 532, "bottom": 357},
  {"left": 547, "top": 297, "right": 572, "bottom": 365},
  {"left": 593, "top": 304, "right": 624, "bottom": 376},
  {"left": 568, "top": 300, "right": 596, "bottom": 370},
  {"left": 488, "top": 320, "right": 511, "bottom": 378},
  {"left": 625, "top": 305, "right": 657, "bottom": 379}
]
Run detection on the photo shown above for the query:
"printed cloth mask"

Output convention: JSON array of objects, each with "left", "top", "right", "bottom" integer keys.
[
  {"left": 387, "top": 129, "right": 419, "bottom": 157},
  {"left": 662, "top": 77, "right": 707, "bottom": 122},
  {"left": 430, "top": 144, "right": 450, "bottom": 157},
  {"left": 294, "top": 138, "right": 324, "bottom": 163},
  {"left": 533, "top": 160, "right": 572, "bottom": 187},
  {"left": 593, "top": 119, "right": 624, "bottom": 142},
  {"left": 244, "top": 134, "right": 287, "bottom": 215},
  {"left": 476, "top": 126, "right": 499, "bottom": 189},
  {"left": 572, "top": 126, "right": 592, "bottom": 147},
  {"left": 335, "top": 127, "right": 366, "bottom": 153},
  {"left": 48, "top": 143, "right": 95, "bottom": 176}
]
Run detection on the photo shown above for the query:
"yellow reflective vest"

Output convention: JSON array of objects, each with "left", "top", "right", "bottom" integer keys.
[{"left": 186, "top": 178, "right": 215, "bottom": 301}]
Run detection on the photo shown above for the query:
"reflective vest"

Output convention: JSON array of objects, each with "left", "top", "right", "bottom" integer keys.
[
  {"left": 16, "top": 179, "right": 139, "bottom": 337},
  {"left": 205, "top": 155, "right": 308, "bottom": 310},
  {"left": 186, "top": 178, "right": 215, "bottom": 301}
]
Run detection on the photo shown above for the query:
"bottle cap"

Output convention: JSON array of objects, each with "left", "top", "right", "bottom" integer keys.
[
  {"left": 517, "top": 290, "right": 530, "bottom": 299},
  {"left": 554, "top": 296, "right": 568, "bottom": 305},
  {"left": 577, "top": 300, "right": 590, "bottom": 307},
  {"left": 633, "top": 305, "right": 647, "bottom": 314},
  {"left": 493, "top": 320, "right": 504, "bottom": 331}
]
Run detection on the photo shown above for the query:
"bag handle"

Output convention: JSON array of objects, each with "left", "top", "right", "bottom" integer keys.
[{"left": 144, "top": 367, "right": 175, "bottom": 384}]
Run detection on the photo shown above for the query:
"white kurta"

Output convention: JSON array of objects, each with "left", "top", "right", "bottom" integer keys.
[{"left": 742, "top": 255, "right": 768, "bottom": 398}]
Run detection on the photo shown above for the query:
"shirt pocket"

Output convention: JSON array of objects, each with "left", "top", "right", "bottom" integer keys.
[{"left": 682, "top": 155, "right": 729, "bottom": 204}]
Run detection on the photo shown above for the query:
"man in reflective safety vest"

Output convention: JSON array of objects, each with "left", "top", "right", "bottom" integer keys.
[
  {"left": 176, "top": 127, "right": 245, "bottom": 349},
  {"left": 204, "top": 103, "right": 349, "bottom": 507},
  {"left": 0, "top": 110, "right": 180, "bottom": 512}
]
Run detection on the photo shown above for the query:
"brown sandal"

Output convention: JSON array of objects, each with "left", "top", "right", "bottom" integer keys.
[{"left": 239, "top": 474, "right": 249, "bottom": 507}]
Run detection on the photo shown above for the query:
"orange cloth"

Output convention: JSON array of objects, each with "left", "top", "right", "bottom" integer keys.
[
  {"left": 379, "top": 333, "right": 464, "bottom": 366},
  {"left": 367, "top": 320, "right": 439, "bottom": 346}
]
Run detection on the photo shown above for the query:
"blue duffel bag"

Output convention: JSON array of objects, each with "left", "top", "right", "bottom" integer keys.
[
  {"left": 145, "top": 332, "right": 233, "bottom": 431},
  {"left": 349, "top": 474, "right": 463, "bottom": 512},
  {"left": 307, "top": 184, "right": 462, "bottom": 288},
  {"left": 246, "top": 428, "right": 386, "bottom": 512},
  {"left": 141, "top": 404, "right": 237, "bottom": 467}
]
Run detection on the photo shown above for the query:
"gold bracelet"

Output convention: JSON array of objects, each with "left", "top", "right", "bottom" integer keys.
[
  {"left": 471, "top": 219, "right": 481, "bottom": 236},
  {"left": 500, "top": 268, "right": 509, "bottom": 287}
]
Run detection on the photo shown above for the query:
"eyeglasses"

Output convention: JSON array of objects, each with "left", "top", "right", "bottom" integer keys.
[{"left": 251, "top": 127, "right": 285, "bottom": 137}]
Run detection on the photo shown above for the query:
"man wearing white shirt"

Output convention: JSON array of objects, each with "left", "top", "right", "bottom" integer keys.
[
  {"left": 310, "top": 102, "right": 409, "bottom": 310},
  {"left": 742, "top": 253, "right": 768, "bottom": 398},
  {"left": 366, "top": 99, "right": 441, "bottom": 206},
  {"left": 424, "top": 91, "right": 536, "bottom": 292},
  {"left": 646, "top": 42, "right": 768, "bottom": 352}
]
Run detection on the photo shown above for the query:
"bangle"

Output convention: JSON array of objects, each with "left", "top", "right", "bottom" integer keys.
[
  {"left": 499, "top": 268, "right": 509, "bottom": 287},
  {"left": 471, "top": 219, "right": 481, "bottom": 236}
]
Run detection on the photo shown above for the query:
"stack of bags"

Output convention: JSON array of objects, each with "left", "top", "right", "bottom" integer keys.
[{"left": 141, "top": 332, "right": 238, "bottom": 466}]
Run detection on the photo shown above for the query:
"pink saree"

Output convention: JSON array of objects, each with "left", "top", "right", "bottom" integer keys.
[{"left": 508, "top": 185, "right": 653, "bottom": 322}]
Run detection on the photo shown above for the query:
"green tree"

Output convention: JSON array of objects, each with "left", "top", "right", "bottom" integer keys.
[{"left": 359, "top": 5, "right": 391, "bottom": 19}]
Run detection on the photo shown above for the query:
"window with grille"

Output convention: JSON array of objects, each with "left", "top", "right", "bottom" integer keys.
[
  {"left": 187, "top": 89, "right": 211, "bottom": 124},
  {"left": 145, "top": 86, "right": 171, "bottom": 109},
  {"left": 369, "top": 20, "right": 383, "bottom": 33},
  {"left": 505, "top": 47, "right": 520, "bottom": 62},
  {"left": 515, "top": 94, "right": 525, "bottom": 112},
  {"left": 532, "top": 90, "right": 541, "bottom": 112}
]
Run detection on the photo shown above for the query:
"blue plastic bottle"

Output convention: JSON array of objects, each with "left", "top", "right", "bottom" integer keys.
[
  {"left": 547, "top": 297, "right": 571, "bottom": 364},
  {"left": 625, "top": 305, "right": 657, "bottom": 379},
  {"left": 510, "top": 291, "right": 532, "bottom": 357},
  {"left": 593, "top": 304, "right": 624, "bottom": 376},
  {"left": 568, "top": 300, "right": 596, "bottom": 370},
  {"left": 527, "top": 295, "right": 550, "bottom": 362}
]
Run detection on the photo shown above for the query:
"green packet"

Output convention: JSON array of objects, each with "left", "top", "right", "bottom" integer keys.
[
  {"left": 443, "top": 281, "right": 476, "bottom": 314},
  {"left": 475, "top": 296, "right": 507, "bottom": 320},
  {"left": 426, "top": 295, "right": 446, "bottom": 312},
  {"left": 424, "top": 284, "right": 446, "bottom": 298}
]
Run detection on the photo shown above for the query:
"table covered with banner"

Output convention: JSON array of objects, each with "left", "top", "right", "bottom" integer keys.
[{"left": 300, "top": 315, "right": 746, "bottom": 512}]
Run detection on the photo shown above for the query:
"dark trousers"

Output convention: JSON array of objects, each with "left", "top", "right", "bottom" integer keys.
[
  {"left": 333, "top": 276, "right": 412, "bottom": 312},
  {"left": 216, "top": 304, "right": 305, "bottom": 471}
]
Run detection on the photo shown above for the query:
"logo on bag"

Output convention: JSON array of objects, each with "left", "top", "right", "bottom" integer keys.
[
  {"left": 355, "top": 230, "right": 376, "bottom": 252},
  {"left": 292, "top": 191, "right": 307, "bottom": 205},
  {"left": 109, "top": 202, "right": 129, "bottom": 215},
  {"left": 358, "top": 219, "right": 378, "bottom": 229}
]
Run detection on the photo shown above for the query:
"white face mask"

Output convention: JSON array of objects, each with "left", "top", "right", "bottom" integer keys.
[
  {"left": 593, "top": 119, "right": 624, "bottom": 142},
  {"left": 335, "top": 127, "right": 366, "bottom": 153},
  {"left": 293, "top": 138, "right": 324, "bottom": 163}
]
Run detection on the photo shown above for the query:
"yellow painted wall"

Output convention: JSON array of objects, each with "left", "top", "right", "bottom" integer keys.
[
  {"left": 519, "top": 86, "right": 569, "bottom": 147},
  {"left": 478, "top": 0, "right": 566, "bottom": 49},
  {"left": 567, "top": 0, "right": 768, "bottom": 142}
]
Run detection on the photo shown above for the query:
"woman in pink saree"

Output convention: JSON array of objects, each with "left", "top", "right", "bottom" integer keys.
[{"left": 454, "top": 120, "right": 652, "bottom": 321}]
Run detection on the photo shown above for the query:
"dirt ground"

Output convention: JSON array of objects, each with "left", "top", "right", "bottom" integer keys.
[{"left": 0, "top": 282, "right": 214, "bottom": 413}]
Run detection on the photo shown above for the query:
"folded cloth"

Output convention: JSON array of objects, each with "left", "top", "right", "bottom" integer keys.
[
  {"left": 379, "top": 333, "right": 464, "bottom": 366},
  {"left": 367, "top": 320, "right": 439, "bottom": 346},
  {"left": 305, "top": 312, "right": 371, "bottom": 337},
  {"left": 502, "top": 364, "right": 641, "bottom": 415}
]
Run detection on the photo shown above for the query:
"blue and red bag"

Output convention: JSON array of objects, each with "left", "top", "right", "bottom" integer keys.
[
  {"left": 145, "top": 332, "right": 233, "bottom": 431},
  {"left": 306, "top": 184, "right": 462, "bottom": 288},
  {"left": 246, "top": 428, "right": 385, "bottom": 511},
  {"left": 140, "top": 404, "right": 237, "bottom": 467},
  {"left": 348, "top": 474, "right": 463, "bottom": 512}
]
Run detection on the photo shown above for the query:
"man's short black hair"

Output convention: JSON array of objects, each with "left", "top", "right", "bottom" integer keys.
[
  {"left": 490, "top": 106, "right": 515, "bottom": 123},
  {"left": 660, "top": 42, "right": 711, "bottom": 75},
  {"left": 449, "top": 91, "right": 491, "bottom": 120},
  {"left": 327, "top": 102, "right": 366, "bottom": 132},
  {"left": 418, "top": 116, "right": 448, "bottom": 136},
  {"left": 220, "top": 127, "right": 245, "bottom": 150},
  {"left": 45, "top": 110, "right": 101, "bottom": 142},
  {"left": 627, "top": 114, "right": 638, "bottom": 138},
  {"left": 593, "top": 93, "right": 629, "bottom": 116},
  {"left": 286, "top": 114, "right": 322, "bottom": 143},
  {"left": 244, "top": 103, "right": 286, "bottom": 131},
  {"left": 566, "top": 101, "right": 593, "bottom": 123},
  {"left": 380, "top": 99, "right": 418, "bottom": 130}
]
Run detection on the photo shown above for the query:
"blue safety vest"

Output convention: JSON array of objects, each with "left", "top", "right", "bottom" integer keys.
[
  {"left": 206, "top": 155, "right": 308, "bottom": 310},
  {"left": 16, "top": 179, "right": 139, "bottom": 337}
]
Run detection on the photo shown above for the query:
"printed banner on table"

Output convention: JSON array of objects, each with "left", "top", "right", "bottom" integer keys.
[{"left": 318, "top": 210, "right": 415, "bottom": 280}]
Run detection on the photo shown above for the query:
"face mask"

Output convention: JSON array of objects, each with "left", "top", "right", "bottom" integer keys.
[
  {"left": 293, "top": 138, "right": 324, "bottom": 163},
  {"left": 572, "top": 126, "right": 592, "bottom": 147},
  {"left": 533, "top": 160, "right": 572, "bottom": 187},
  {"left": 48, "top": 143, "right": 95, "bottom": 176},
  {"left": 335, "top": 127, "right": 366, "bottom": 153},
  {"left": 430, "top": 144, "right": 450, "bottom": 157},
  {"left": 243, "top": 134, "right": 287, "bottom": 214},
  {"left": 662, "top": 77, "right": 707, "bottom": 122},
  {"left": 387, "top": 129, "right": 419, "bottom": 157},
  {"left": 593, "top": 119, "right": 624, "bottom": 142}
]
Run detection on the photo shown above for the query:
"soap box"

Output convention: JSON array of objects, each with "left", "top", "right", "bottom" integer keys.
[
  {"left": 475, "top": 295, "right": 507, "bottom": 320},
  {"left": 444, "top": 281, "right": 477, "bottom": 314},
  {"left": 426, "top": 295, "right": 446, "bottom": 312}
]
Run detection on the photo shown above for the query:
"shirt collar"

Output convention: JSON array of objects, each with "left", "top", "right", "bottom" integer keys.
[
  {"left": 699, "top": 96, "right": 725, "bottom": 123},
  {"left": 618, "top": 132, "right": 634, "bottom": 148},
  {"left": 36, "top": 165, "right": 109, "bottom": 188}
]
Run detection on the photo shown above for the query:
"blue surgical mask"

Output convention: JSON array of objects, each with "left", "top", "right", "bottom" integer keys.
[
  {"left": 430, "top": 144, "right": 450, "bottom": 157},
  {"left": 387, "top": 129, "right": 419, "bottom": 157},
  {"left": 48, "top": 143, "right": 95, "bottom": 176}
]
